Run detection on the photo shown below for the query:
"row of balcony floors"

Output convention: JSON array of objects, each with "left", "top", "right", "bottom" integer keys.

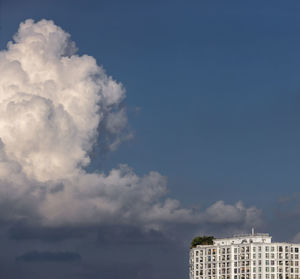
[
  {"left": 191, "top": 267, "right": 300, "bottom": 274},
  {"left": 191, "top": 275, "right": 300, "bottom": 279},
  {"left": 192, "top": 254, "right": 300, "bottom": 260},
  {"left": 191, "top": 262, "right": 300, "bottom": 267}
]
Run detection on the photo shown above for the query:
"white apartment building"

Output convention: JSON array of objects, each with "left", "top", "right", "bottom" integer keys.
[{"left": 190, "top": 230, "right": 300, "bottom": 279}]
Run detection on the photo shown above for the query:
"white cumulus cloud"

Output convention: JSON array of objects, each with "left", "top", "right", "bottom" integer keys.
[
  {"left": 203, "top": 201, "right": 262, "bottom": 228},
  {"left": 0, "top": 19, "right": 262, "bottom": 231}
]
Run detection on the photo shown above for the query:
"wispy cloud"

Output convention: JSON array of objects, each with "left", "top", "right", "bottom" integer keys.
[{"left": 16, "top": 251, "right": 81, "bottom": 263}]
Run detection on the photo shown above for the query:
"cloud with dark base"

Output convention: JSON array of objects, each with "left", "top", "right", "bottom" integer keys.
[{"left": 0, "top": 19, "right": 263, "bottom": 233}]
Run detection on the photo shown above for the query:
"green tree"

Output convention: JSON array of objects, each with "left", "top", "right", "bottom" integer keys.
[{"left": 190, "top": 236, "right": 214, "bottom": 248}]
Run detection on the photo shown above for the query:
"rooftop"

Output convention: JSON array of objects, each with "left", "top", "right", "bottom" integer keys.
[{"left": 213, "top": 228, "right": 272, "bottom": 245}]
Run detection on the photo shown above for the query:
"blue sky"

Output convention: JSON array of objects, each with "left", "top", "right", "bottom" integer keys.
[
  {"left": 2, "top": 0, "right": 300, "bottom": 209},
  {"left": 2, "top": 1, "right": 300, "bottom": 278},
  {"left": 3, "top": 0, "right": 300, "bottom": 208}
]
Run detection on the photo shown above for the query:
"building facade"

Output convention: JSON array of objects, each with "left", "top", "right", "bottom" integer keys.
[{"left": 190, "top": 230, "right": 300, "bottom": 279}]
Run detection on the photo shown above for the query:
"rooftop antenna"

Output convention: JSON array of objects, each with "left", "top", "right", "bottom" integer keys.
[{"left": 251, "top": 227, "right": 254, "bottom": 236}]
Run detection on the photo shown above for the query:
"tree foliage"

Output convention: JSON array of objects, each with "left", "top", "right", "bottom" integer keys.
[{"left": 190, "top": 236, "right": 214, "bottom": 248}]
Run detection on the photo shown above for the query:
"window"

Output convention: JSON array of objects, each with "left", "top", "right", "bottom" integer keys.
[{"left": 271, "top": 267, "right": 275, "bottom": 272}]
